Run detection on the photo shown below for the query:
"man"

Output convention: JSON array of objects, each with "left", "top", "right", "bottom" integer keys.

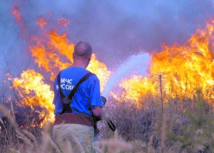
[{"left": 52, "top": 41, "right": 103, "bottom": 153}]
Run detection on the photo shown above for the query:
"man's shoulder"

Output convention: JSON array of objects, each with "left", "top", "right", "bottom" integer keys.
[
  {"left": 87, "top": 72, "right": 99, "bottom": 80},
  {"left": 61, "top": 67, "right": 87, "bottom": 76},
  {"left": 63, "top": 67, "right": 87, "bottom": 72},
  {"left": 61, "top": 67, "right": 98, "bottom": 81}
]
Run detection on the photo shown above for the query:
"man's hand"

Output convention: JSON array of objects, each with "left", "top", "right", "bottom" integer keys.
[{"left": 92, "top": 106, "right": 103, "bottom": 121}]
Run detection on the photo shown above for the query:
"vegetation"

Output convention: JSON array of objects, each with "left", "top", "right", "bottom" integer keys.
[{"left": 0, "top": 88, "right": 214, "bottom": 153}]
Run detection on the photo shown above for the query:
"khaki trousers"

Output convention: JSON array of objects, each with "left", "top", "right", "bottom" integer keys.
[{"left": 53, "top": 124, "right": 95, "bottom": 153}]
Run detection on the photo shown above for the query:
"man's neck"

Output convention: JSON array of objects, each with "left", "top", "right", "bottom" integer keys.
[{"left": 72, "top": 60, "right": 88, "bottom": 68}]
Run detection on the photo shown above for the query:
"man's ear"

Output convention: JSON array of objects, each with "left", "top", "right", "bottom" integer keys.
[
  {"left": 88, "top": 56, "right": 91, "bottom": 62},
  {"left": 85, "top": 56, "right": 91, "bottom": 68},
  {"left": 72, "top": 53, "right": 76, "bottom": 60}
]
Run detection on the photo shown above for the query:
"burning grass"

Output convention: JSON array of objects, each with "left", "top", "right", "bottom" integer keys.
[
  {"left": 7, "top": 16, "right": 214, "bottom": 132},
  {"left": 1, "top": 92, "right": 214, "bottom": 153}
]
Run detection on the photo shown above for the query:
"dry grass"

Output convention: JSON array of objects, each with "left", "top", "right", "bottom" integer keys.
[
  {"left": 0, "top": 104, "right": 133, "bottom": 153},
  {"left": 0, "top": 93, "right": 213, "bottom": 153}
]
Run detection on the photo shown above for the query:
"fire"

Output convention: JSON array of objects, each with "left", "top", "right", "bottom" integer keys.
[
  {"left": 87, "top": 54, "right": 111, "bottom": 91},
  {"left": 11, "top": 13, "right": 111, "bottom": 126},
  {"left": 12, "top": 70, "right": 54, "bottom": 126},
  {"left": 150, "top": 19, "right": 214, "bottom": 102},
  {"left": 118, "top": 19, "right": 214, "bottom": 103},
  {"left": 10, "top": 2, "right": 214, "bottom": 127},
  {"left": 12, "top": 31, "right": 111, "bottom": 126},
  {"left": 118, "top": 76, "right": 156, "bottom": 103},
  {"left": 30, "top": 32, "right": 74, "bottom": 81},
  {"left": 30, "top": 31, "right": 111, "bottom": 89}
]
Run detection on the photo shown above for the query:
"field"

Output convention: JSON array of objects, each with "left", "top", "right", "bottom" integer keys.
[{"left": 0, "top": 90, "right": 214, "bottom": 153}]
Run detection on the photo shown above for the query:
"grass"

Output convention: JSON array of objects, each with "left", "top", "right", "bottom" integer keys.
[{"left": 0, "top": 91, "right": 214, "bottom": 153}]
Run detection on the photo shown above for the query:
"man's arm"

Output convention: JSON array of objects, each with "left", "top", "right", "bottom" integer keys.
[
  {"left": 92, "top": 106, "right": 102, "bottom": 116},
  {"left": 92, "top": 106, "right": 103, "bottom": 121},
  {"left": 89, "top": 75, "right": 103, "bottom": 117}
]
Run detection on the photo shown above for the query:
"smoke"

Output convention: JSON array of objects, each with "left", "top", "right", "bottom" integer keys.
[{"left": 1, "top": 0, "right": 214, "bottom": 71}]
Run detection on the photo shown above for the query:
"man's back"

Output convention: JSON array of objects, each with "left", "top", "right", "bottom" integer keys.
[{"left": 53, "top": 66, "right": 103, "bottom": 116}]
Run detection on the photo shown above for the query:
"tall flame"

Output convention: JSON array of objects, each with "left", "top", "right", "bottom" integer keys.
[
  {"left": 10, "top": 3, "right": 111, "bottom": 126},
  {"left": 118, "top": 19, "right": 214, "bottom": 103},
  {"left": 10, "top": 3, "right": 214, "bottom": 127},
  {"left": 30, "top": 32, "right": 74, "bottom": 80},
  {"left": 150, "top": 19, "right": 214, "bottom": 102},
  {"left": 11, "top": 23, "right": 111, "bottom": 126}
]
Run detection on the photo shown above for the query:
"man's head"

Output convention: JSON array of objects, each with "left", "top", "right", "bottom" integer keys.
[{"left": 73, "top": 41, "right": 92, "bottom": 67}]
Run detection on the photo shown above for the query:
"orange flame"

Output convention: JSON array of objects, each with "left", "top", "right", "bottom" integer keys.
[
  {"left": 150, "top": 19, "right": 214, "bottom": 102},
  {"left": 30, "top": 32, "right": 74, "bottom": 80},
  {"left": 10, "top": 4, "right": 214, "bottom": 126},
  {"left": 13, "top": 30, "right": 111, "bottom": 125},
  {"left": 12, "top": 70, "right": 54, "bottom": 126},
  {"left": 118, "top": 76, "right": 156, "bottom": 103},
  {"left": 87, "top": 54, "right": 111, "bottom": 91},
  {"left": 117, "top": 19, "right": 214, "bottom": 103}
]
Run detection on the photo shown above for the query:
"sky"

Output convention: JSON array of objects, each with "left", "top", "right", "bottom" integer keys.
[{"left": 1, "top": 0, "right": 214, "bottom": 76}]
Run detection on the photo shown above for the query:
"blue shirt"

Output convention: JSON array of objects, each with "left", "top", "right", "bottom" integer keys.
[{"left": 53, "top": 67, "right": 103, "bottom": 117}]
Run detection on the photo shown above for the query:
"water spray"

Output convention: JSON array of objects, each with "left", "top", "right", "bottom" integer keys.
[{"left": 102, "top": 53, "right": 151, "bottom": 97}]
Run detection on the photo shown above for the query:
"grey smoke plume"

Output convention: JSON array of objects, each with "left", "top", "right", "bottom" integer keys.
[{"left": 0, "top": 0, "right": 214, "bottom": 72}]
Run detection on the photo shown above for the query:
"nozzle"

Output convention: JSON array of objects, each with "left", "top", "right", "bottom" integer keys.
[{"left": 101, "top": 96, "right": 106, "bottom": 105}]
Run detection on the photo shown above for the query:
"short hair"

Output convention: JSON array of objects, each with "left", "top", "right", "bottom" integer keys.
[{"left": 73, "top": 41, "right": 92, "bottom": 59}]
